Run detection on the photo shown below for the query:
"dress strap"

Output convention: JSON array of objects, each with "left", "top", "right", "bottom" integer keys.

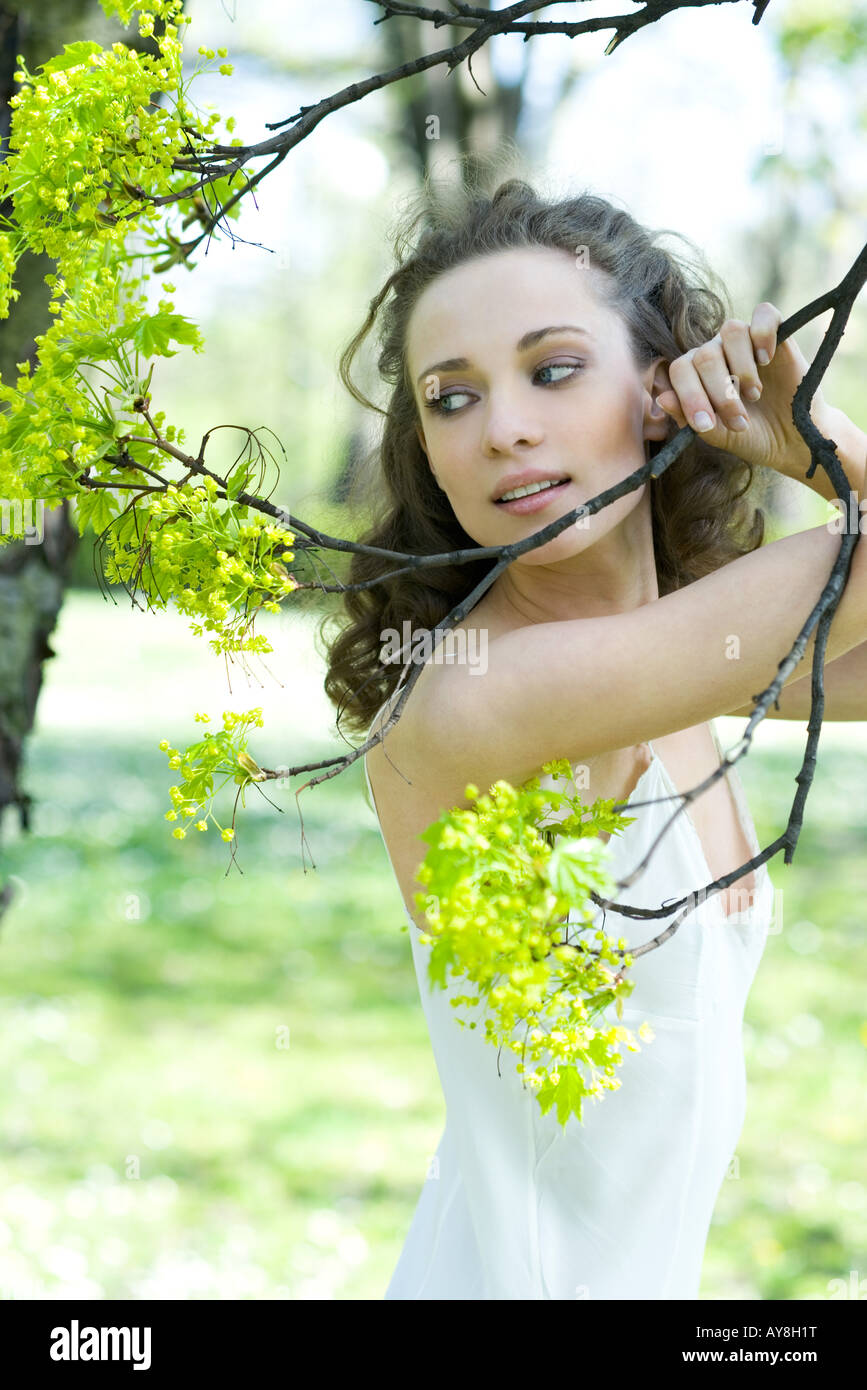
[
  {"left": 362, "top": 686, "right": 404, "bottom": 817},
  {"left": 710, "top": 721, "right": 761, "bottom": 860}
]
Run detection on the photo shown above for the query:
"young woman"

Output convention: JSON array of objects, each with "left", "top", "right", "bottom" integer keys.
[{"left": 322, "top": 175, "right": 867, "bottom": 1299}]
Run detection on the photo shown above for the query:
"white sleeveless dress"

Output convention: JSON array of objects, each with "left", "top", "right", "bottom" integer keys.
[{"left": 363, "top": 705, "right": 774, "bottom": 1300}]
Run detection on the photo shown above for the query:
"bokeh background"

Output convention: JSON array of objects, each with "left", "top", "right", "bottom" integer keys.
[{"left": 1, "top": 0, "right": 866, "bottom": 1299}]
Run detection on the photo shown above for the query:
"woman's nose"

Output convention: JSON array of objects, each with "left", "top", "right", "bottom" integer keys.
[{"left": 480, "top": 405, "right": 544, "bottom": 453}]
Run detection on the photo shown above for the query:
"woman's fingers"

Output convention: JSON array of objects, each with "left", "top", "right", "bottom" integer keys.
[
  {"left": 666, "top": 333, "right": 741, "bottom": 433},
  {"left": 719, "top": 318, "right": 763, "bottom": 407},
  {"left": 652, "top": 303, "right": 832, "bottom": 475},
  {"left": 662, "top": 305, "right": 783, "bottom": 434},
  {"left": 749, "top": 300, "right": 783, "bottom": 367}
]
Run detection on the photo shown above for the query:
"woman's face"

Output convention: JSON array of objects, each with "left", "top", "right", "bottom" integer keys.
[{"left": 406, "top": 245, "right": 670, "bottom": 566}]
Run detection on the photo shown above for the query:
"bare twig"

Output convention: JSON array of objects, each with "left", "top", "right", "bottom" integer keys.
[{"left": 145, "top": 1, "right": 767, "bottom": 227}]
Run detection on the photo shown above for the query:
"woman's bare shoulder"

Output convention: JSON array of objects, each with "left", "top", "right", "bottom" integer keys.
[{"left": 364, "top": 650, "right": 485, "bottom": 815}]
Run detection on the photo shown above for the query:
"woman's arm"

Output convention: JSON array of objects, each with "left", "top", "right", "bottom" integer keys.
[
  {"left": 779, "top": 402, "right": 867, "bottom": 507},
  {"left": 658, "top": 307, "right": 867, "bottom": 724},
  {"left": 726, "top": 404, "right": 867, "bottom": 720},
  {"left": 414, "top": 519, "right": 867, "bottom": 800},
  {"left": 726, "top": 636, "right": 867, "bottom": 721}
]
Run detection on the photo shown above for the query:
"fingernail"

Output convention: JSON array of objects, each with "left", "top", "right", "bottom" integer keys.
[
  {"left": 757, "top": 348, "right": 770, "bottom": 365},
  {"left": 745, "top": 385, "right": 761, "bottom": 401},
  {"left": 730, "top": 414, "right": 749, "bottom": 431},
  {"left": 693, "top": 411, "right": 714, "bottom": 432}
]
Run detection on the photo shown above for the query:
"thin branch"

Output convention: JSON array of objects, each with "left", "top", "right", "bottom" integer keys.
[{"left": 142, "top": 0, "right": 762, "bottom": 217}]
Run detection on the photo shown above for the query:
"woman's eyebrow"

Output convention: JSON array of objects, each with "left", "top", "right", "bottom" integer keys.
[{"left": 414, "top": 324, "right": 595, "bottom": 390}]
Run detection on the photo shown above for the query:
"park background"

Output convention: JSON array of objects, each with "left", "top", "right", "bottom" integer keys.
[{"left": 1, "top": 0, "right": 866, "bottom": 1298}]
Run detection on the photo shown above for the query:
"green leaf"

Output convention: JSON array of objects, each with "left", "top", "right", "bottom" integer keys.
[
  {"left": 426, "top": 939, "right": 453, "bottom": 991},
  {"left": 89, "top": 439, "right": 121, "bottom": 468},
  {"left": 108, "top": 505, "right": 142, "bottom": 552},
  {"left": 536, "top": 1064, "right": 587, "bottom": 1127},
  {"left": 127, "top": 312, "right": 202, "bottom": 359},
  {"left": 43, "top": 42, "right": 104, "bottom": 75},
  {"left": 586, "top": 1031, "right": 613, "bottom": 1065},
  {"left": 547, "top": 835, "right": 615, "bottom": 900},
  {"left": 225, "top": 467, "right": 250, "bottom": 501},
  {"left": 73, "top": 487, "right": 119, "bottom": 537}
]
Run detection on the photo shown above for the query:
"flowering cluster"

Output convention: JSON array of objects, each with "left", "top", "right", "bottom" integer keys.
[
  {"left": 413, "top": 758, "right": 655, "bottom": 1127},
  {"left": 0, "top": 0, "right": 236, "bottom": 279},
  {"left": 102, "top": 478, "right": 297, "bottom": 656},
  {"left": 0, "top": 0, "right": 239, "bottom": 513},
  {"left": 159, "top": 708, "right": 266, "bottom": 840},
  {"left": 0, "top": 261, "right": 202, "bottom": 509},
  {"left": 0, "top": 1, "right": 306, "bottom": 852}
]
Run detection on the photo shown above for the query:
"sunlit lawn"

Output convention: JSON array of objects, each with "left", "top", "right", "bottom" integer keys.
[{"left": 1, "top": 591, "right": 865, "bottom": 1299}]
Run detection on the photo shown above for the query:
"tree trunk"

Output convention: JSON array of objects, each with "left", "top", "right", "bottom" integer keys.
[{"left": 0, "top": 1, "right": 119, "bottom": 918}]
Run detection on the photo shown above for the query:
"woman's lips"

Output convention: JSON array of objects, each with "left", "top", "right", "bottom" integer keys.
[{"left": 494, "top": 479, "right": 571, "bottom": 515}]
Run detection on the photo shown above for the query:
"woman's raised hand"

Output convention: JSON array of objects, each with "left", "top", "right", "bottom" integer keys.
[{"left": 654, "top": 301, "right": 831, "bottom": 474}]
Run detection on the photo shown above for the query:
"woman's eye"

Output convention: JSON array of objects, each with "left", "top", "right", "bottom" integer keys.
[
  {"left": 424, "top": 360, "right": 582, "bottom": 415},
  {"left": 425, "top": 389, "right": 473, "bottom": 414},
  {"left": 536, "top": 361, "right": 582, "bottom": 385}
]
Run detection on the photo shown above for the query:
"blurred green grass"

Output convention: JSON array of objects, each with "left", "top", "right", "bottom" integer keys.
[{"left": 0, "top": 592, "right": 865, "bottom": 1299}]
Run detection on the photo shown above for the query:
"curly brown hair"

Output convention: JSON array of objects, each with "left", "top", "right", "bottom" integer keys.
[{"left": 320, "top": 169, "right": 765, "bottom": 740}]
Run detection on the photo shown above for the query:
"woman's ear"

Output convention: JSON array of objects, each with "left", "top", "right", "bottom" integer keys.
[{"left": 643, "top": 358, "right": 675, "bottom": 442}]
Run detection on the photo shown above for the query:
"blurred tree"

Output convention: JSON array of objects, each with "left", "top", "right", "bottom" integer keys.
[
  {"left": 726, "top": 0, "right": 867, "bottom": 537},
  {"left": 739, "top": 1, "right": 867, "bottom": 345}
]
